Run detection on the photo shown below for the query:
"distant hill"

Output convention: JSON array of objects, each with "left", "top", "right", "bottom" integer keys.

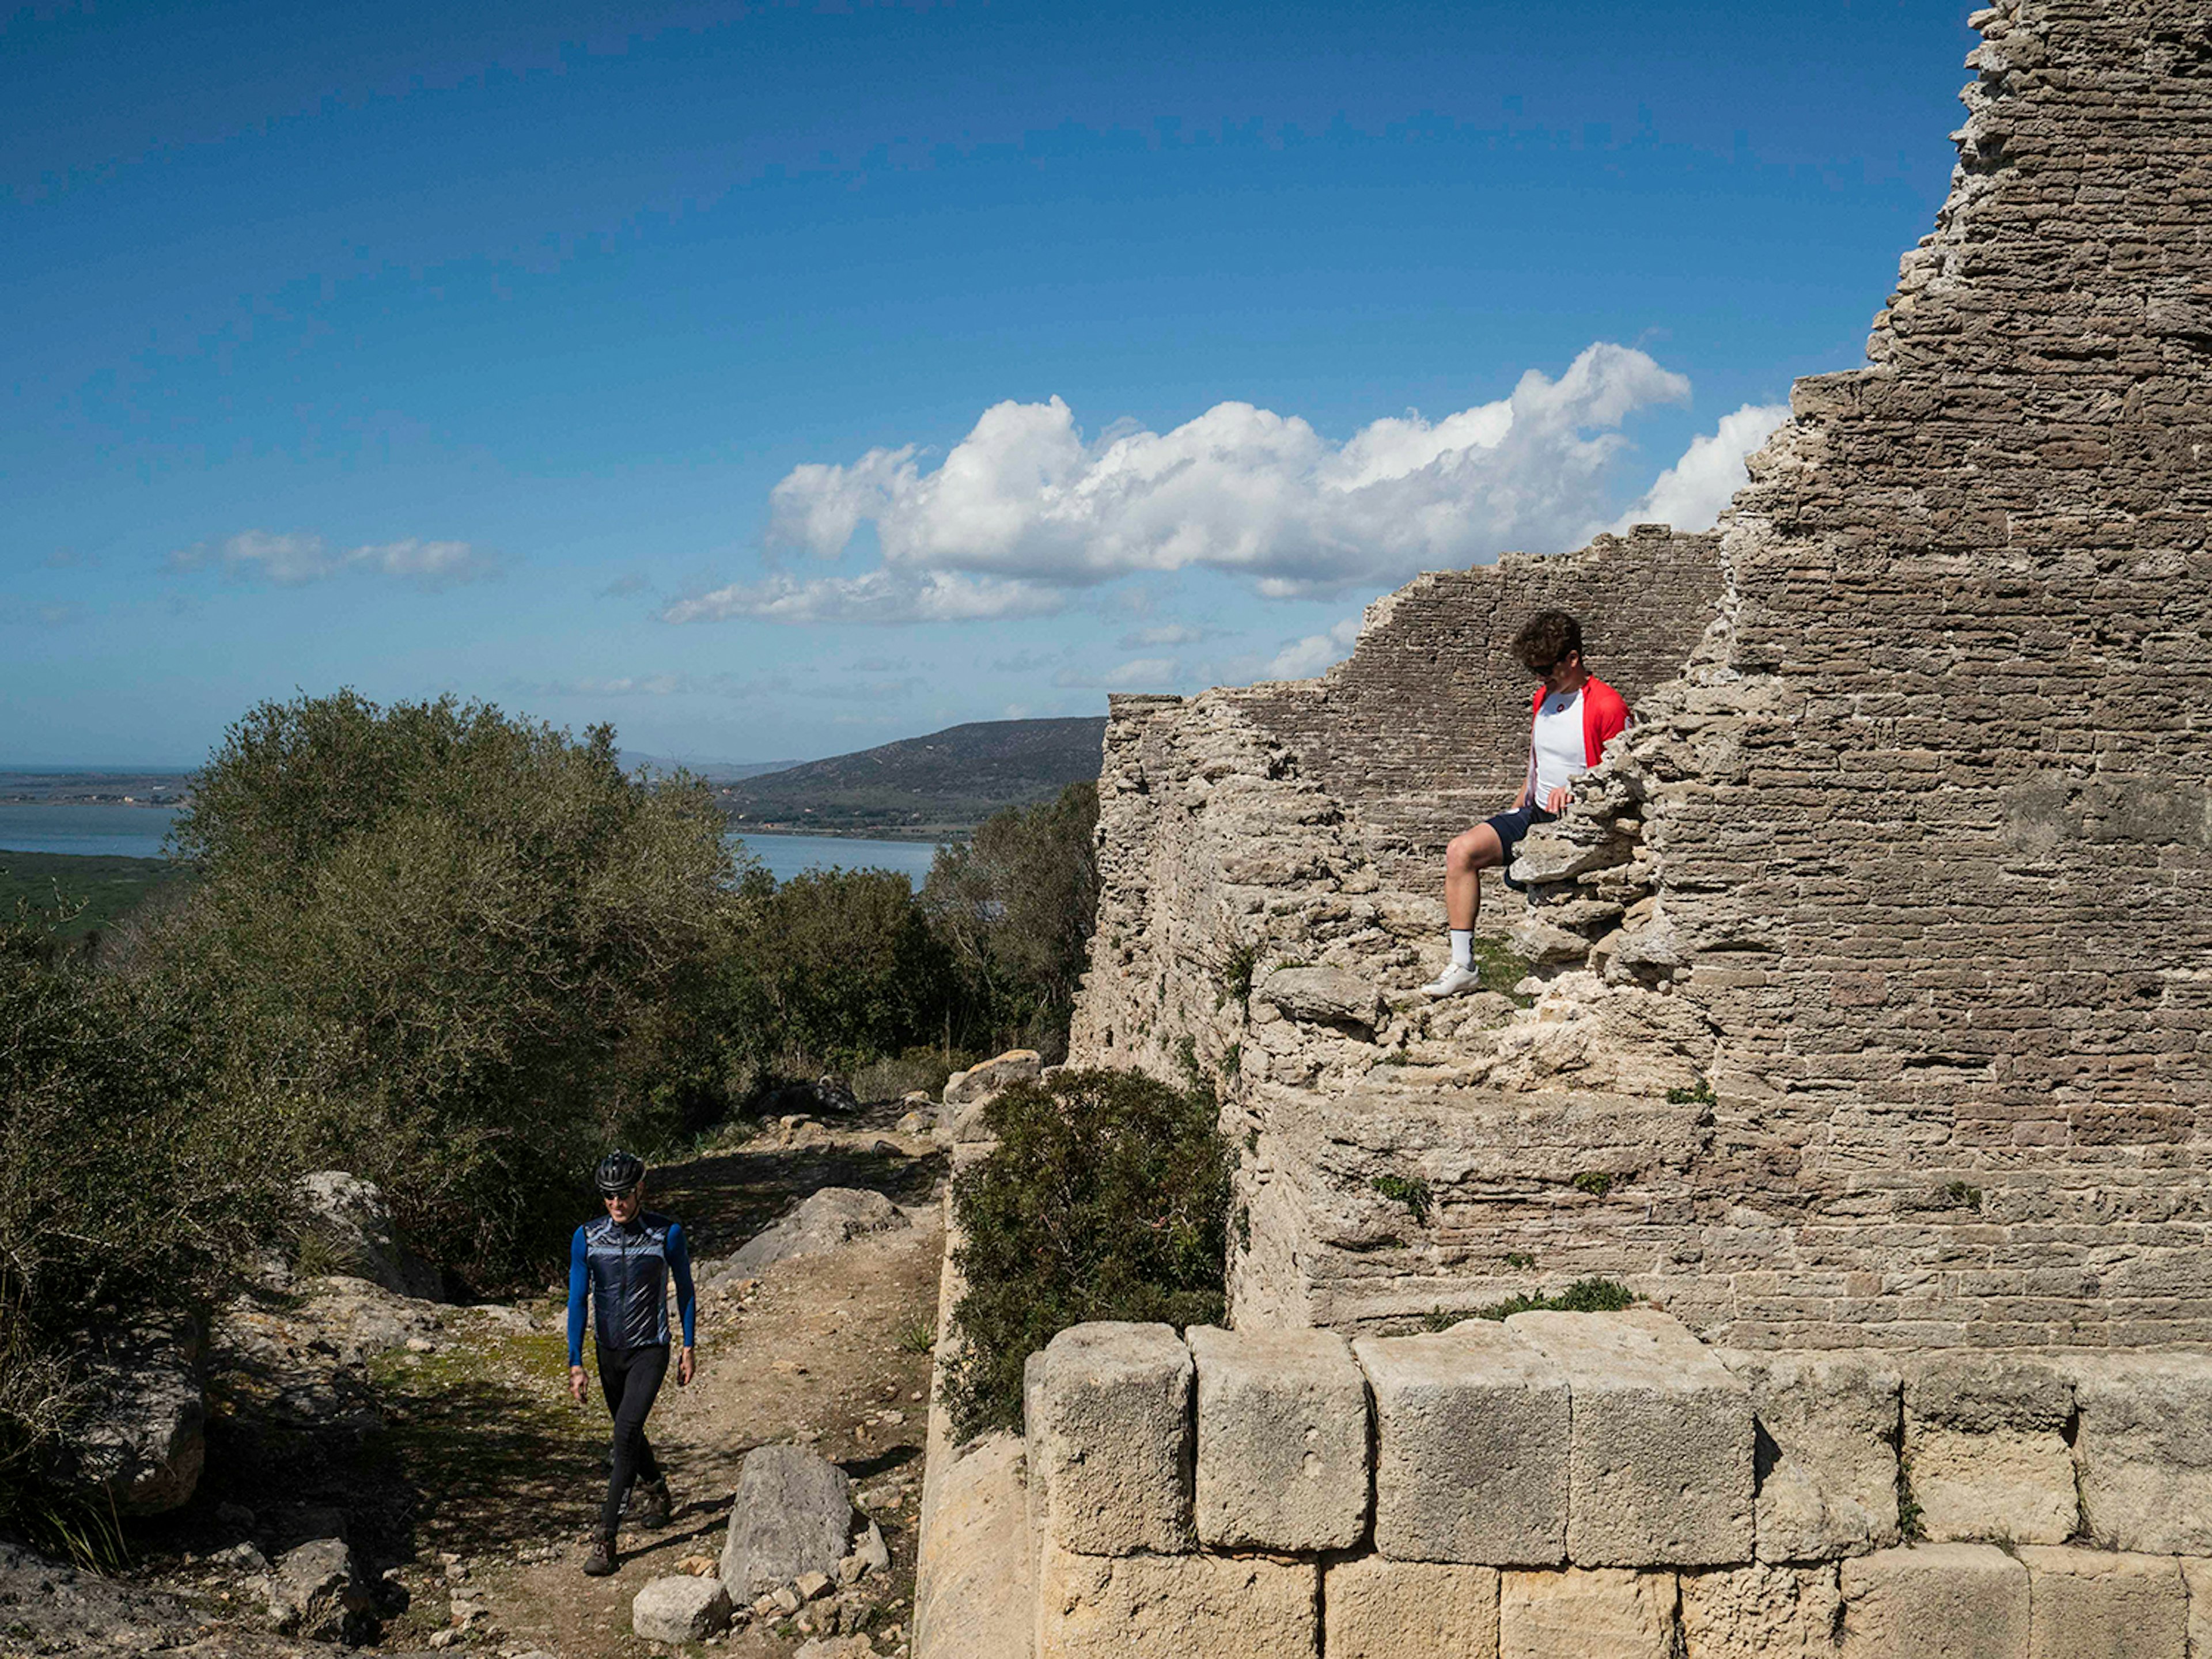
[
  {"left": 619, "top": 753, "right": 805, "bottom": 784},
  {"left": 717, "top": 717, "right": 1108, "bottom": 837}
]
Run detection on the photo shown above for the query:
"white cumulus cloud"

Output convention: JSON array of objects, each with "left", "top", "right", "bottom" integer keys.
[
  {"left": 1051, "top": 657, "right": 1183, "bottom": 690},
  {"left": 668, "top": 344, "right": 1707, "bottom": 624},
  {"left": 1610, "top": 403, "right": 1791, "bottom": 535},
  {"left": 1263, "top": 616, "right": 1365, "bottom": 680},
  {"left": 172, "top": 530, "right": 495, "bottom": 589}
]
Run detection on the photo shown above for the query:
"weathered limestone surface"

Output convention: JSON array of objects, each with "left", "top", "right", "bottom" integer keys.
[
  {"left": 1033, "top": 1541, "right": 1317, "bottom": 1659},
  {"left": 1355, "top": 1323, "right": 1569, "bottom": 1566},
  {"left": 1507, "top": 1309, "right": 1753, "bottom": 1567},
  {"left": 1063, "top": 0, "right": 2212, "bottom": 1350},
  {"left": 1838, "top": 1543, "right": 2028, "bottom": 1659},
  {"left": 1902, "top": 1354, "right": 2076, "bottom": 1545},
  {"left": 1499, "top": 1567, "right": 1677, "bottom": 1659},
  {"left": 1187, "top": 1324, "right": 1368, "bottom": 1552},
  {"left": 1716, "top": 1349, "right": 1900, "bottom": 1562},
  {"left": 2067, "top": 1353, "right": 2212, "bottom": 1554},
  {"left": 1031, "top": 1323, "right": 1194, "bottom": 1556},
  {"left": 1323, "top": 1556, "right": 1501, "bottom": 1659},
  {"left": 2181, "top": 1558, "right": 2212, "bottom": 1658},
  {"left": 1679, "top": 1563, "right": 1842, "bottom": 1658},
  {"left": 2015, "top": 1547, "right": 2185, "bottom": 1659},
  {"left": 632, "top": 1575, "right": 734, "bottom": 1643}
]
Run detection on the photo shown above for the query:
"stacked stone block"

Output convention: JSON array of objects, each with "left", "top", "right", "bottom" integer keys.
[{"left": 1019, "top": 1310, "right": 2212, "bottom": 1657}]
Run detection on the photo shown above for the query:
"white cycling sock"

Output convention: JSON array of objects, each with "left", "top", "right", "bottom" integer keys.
[{"left": 1449, "top": 929, "right": 1472, "bottom": 970}]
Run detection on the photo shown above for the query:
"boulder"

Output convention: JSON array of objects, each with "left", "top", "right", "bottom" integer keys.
[
  {"left": 62, "top": 1319, "right": 206, "bottom": 1515},
  {"left": 1253, "top": 965, "right": 1385, "bottom": 1032},
  {"left": 633, "top": 1574, "right": 733, "bottom": 1642},
  {"left": 762, "top": 1075, "right": 862, "bottom": 1117},
  {"left": 720, "top": 1187, "right": 912, "bottom": 1279},
  {"left": 944, "top": 1050, "right": 1043, "bottom": 1107},
  {"left": 296, "top": 1171, "right": 444, "bottom": 1300},
  {"left": 264, "top": 1536, "right": 373, "bottom": 1643},
  {"left": 721, "top": 1445, "right": 856, "bottom": 1599}
]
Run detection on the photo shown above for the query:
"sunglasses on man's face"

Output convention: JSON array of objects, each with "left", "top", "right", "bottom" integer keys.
[{"left": 604, "top": 1188, "right": 639, "bottom": 1204}]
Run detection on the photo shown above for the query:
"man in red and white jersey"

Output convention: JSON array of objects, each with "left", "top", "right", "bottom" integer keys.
[{"left": 1420, "top": 608, "right": 1630, "bottom": 998}]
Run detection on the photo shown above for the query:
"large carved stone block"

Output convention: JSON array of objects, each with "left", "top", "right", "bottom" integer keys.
[
  {"left": 1679, "top": 1563, "right": 1841, "bottom": 1658},
  {"left": 1324, "top": 1555, "right": 1500, "bottom": 1659},
  {"left": 1029, "top": 1323, "right": 1194, "bottom": 1555},
  {"left": 1033, "top": 1540, "right": 1317, "bottom": 1659},
  {"left": 2016, "top": 1547, "right": 2184, "bottom": 1659},
  {"left": 1716, "top": 1349, "right": 1900, "bottom": 1562},
  {"left": 1507, "top": 1308, "right": 1753, "bottom": 1566},
  {"left": 1187, "top": 1324, "right": 1368, "bottom": 1552},
  {"left": 1839, "top": 1543, "right": 2028, "bottom": 1659},
  {"left": 2067, "top": 1354, "right": 2212, "bottom": 1554},
  {"left": 1902, "top": 1355, "right": 2075, "bottom": 1546},
  {"left": 1499, "top": 1567, "right": 1677, "bottom": 1659},
  {"left": 1355, "top": 1323, "right": 1569, "bottom": 1565}
]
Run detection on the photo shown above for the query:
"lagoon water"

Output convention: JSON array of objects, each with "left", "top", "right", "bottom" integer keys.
[{"left": 0, "top": 804, "right": 942, "bottom": 887}]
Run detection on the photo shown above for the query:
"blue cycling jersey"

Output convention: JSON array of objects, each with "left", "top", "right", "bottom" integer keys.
[{"left": 567, "top": 1210, "right": 696, "bottom": 1365}]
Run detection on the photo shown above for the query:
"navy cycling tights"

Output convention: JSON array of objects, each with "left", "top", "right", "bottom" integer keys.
[{"left": 596, "top": 1342, "right": 668, "bottom": 1533}]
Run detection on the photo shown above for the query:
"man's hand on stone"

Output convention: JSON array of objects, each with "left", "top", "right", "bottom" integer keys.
[{"left": 1544, "top": 785, "right": 1571, "bottom": 813}]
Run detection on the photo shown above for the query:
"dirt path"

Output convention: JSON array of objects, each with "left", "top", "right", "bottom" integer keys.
[
  {"left": 415, "top": 1116, "right": 947, "bottom": 1658},
  {"left": 136, "top": 1111, "right": 951, "bottom": 1659}
]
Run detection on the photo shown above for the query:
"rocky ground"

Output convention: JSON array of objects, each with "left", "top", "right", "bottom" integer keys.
[{"left": 3, "top": 1103, "right": 948, "bottom": 1659}]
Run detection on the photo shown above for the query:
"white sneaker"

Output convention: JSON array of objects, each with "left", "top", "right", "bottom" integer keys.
[{"left": 1419, "top": 963, "right": 1483, "bottom": 998}]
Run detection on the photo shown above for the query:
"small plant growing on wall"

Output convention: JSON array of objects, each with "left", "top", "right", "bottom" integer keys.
[
  {"left": 1571, "top": 1171, "right": 1614, "bottom": 1198},
  {"left": 1370, "top": 1175, "right": 1433, "bottom": 1226},
  {"left": 1666, "top": 1077, "right": 1717, "bottom": 1107}
]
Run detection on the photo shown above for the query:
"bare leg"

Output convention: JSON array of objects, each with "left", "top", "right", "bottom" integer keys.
[{"left": 1444, "top": 823, "right": 1506, "bottom": 931}]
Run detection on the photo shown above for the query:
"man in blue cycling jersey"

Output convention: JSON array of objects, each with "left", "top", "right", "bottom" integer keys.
[{"left": 567, "top": 1149, "right": 698, "bottom": 1577}]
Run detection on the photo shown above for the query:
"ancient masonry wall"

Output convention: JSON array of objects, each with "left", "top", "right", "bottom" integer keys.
[
  {"left": 1066, "top": 0, "right": 2212, "bottom": 1347},
  {"left": 1013, "top": 1310, "right": 2212, "bottom": 1659}
]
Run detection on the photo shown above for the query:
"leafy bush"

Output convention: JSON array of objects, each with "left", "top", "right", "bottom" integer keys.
[
  {"left": 142, "top": 690, "right": 736, "bottom": 1289},
  {"left": 1421, "top": 1277, "right": 1637, "bottom": 1328},
  {"left": 922, "top": 782, "right": 1099, "bottom": 1059},
  {"left": 945, "top": 1069, "right": 1231, "bottom": 1440},
  {"left": 715, "top": 867, "right": 960, "bottom": 1084},
  {"left": 0, "top": 910, "right": 294, "bottom": 1543}
]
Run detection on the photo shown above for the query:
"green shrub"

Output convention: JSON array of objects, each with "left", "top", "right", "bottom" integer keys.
[
  {"left": 143, "top": 690, "right": 736, "bottom": 1289},
  {"left": 1570, "top": 1171, "right": 1614, "bottom": 1198},
  {"left": 921, "top": 782, "right": 1099, "bottom": 1059},
  {"left": 0, "top": 910, "right": 294, "bottom": 1546},
  {"left": 718, "top": 867, "right": 960, "bottom": 1084},
  {"left": 945, "top": 1069, "right": 1232, "bottom": 1440}
]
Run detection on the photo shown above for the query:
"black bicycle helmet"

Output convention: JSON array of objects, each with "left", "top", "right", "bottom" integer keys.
[{"left": 594, "top": 1149, "right": 646, "bottom": 1196}]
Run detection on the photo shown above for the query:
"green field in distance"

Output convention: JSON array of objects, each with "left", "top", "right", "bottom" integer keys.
[{"left": 0, "top": 849, "right": 179, "bottom": 940}]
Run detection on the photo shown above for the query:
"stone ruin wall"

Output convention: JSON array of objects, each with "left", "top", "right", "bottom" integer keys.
[
  {"left": 1067, "top": 0, "right": 2212, "bottom": 1350},
  {"left": 1228, "top": 528, "right": 1727, "bottom": 892}
]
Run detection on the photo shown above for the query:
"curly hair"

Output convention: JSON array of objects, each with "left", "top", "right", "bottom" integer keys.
[{"left": 1512, "top": 609, "right": 1583, "bottom": 672}]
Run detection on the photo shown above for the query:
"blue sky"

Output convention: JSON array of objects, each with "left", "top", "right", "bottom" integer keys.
[{"left": 2, "top": 0, "right": 1979, "bottom": 767}]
